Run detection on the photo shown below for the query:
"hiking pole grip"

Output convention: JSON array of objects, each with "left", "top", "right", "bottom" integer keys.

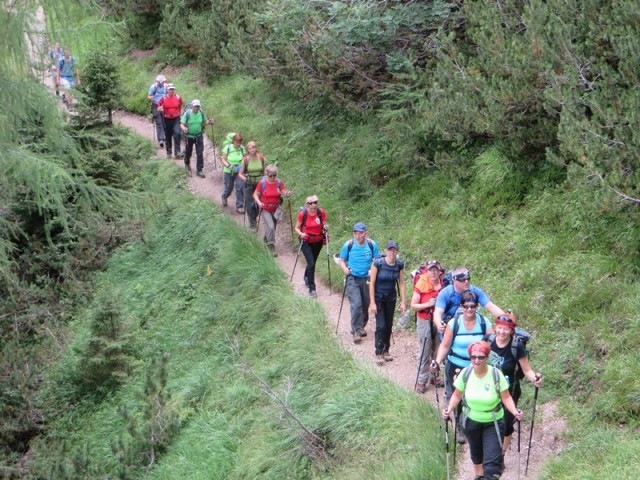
[{"left": 525, "top": 385, "right": 539, "bottom": 475}]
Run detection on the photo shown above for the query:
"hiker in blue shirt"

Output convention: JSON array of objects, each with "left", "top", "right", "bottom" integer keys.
[
  {"left": 338, "top": 223, "right": 380, "bottom": 344},
  {"left": 147, "top": 74, "right": 168, "bottom": 148},
  {"left": 56, "top": 49, "right": 80, "bottom": 110}
]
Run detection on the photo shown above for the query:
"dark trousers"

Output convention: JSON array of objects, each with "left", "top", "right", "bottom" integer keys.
[
  {"left": 184, "top": 134, "right": 204, "bottom": 172},
  {"left": 463, "top": 417, "right": 505, "bottom": 479},
  {"left": 445, "top": 360, "right": 466, "bottom": 419},
  {"left": 244, "top": 182, "right": 259, "bottom": 227},
  {"left": 345, "top": 276, "right": 370, "bottom": 334},
  {"left": 164, "top": 118, "right": 181, "bottom": 156},
  {"left": 301, "top": 241, "right": 323, "bottom": 291},
  {"left": 374, "top": 297, "right": 396, "bottom": 355},
  {"left": 152, "top": 103, "right": 165, "bottom": 142}
]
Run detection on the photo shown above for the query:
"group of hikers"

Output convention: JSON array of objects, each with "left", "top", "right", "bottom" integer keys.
[
  {"left": 146, "top": 73, "right": 542, "bottom": 479},
  {"left": 335, "top": 228, "right": 543, "bottom": 480},
  {"left": 48, "top": 42, "right": 80, "bottom": 111}
]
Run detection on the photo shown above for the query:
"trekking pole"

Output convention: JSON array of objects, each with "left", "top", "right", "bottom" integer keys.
[
  {"left": 414, "top": 335, "right": 428, "bottom": 391},
  {"left": 444, "top": 418, "right": 451, "bottom": 480},
  {"left": 525, "top": 379, "right": 540, "bottom": 476},
  {"left": 287, "top": 198, "right": 295, "bottom": 245},
  {"left": 256, "top": 208, "right": 262, "bottom": 234},
  {"left": 325, "top": 236, "right": 332, "bottom": 295},
  {"left": 517, "top": 419, "right": 521, "bottom": 480},
  {"left": 335, "top": 277, "right": 347, "bottom": 335},
  {"left": 209, "top": 123, "right": 217, "bottom": 169},
  {"left": 290, "top": 240, "right": 303, "bottom": 282},
  {"left": 452, "top": 414, "right": 457, "bottom": 466}
]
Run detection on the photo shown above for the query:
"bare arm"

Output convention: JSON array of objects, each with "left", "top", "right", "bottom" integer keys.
[
  {"left": 338, "top": 257, "right": 350, "bottom": 276},
  {"left": 369, "top": 264, "right": 378, "bottom": 315},
  {"left": 398, "top": 269, "right": 406, "bottom": 314},
  {"left": 432, "top": 324, "right": 453, "bottom": 368},
  {"left": 518, "top": 357, "right": 543, "bottom": 387},
  {"left": 434, "top": 306, "right": 445, "bottom": 334},
  {"left": 500, "top": 389, "right": 524, "bottom": 420},
  {"left": 485, "top": 302, "right": 504, "bottom": 318}
]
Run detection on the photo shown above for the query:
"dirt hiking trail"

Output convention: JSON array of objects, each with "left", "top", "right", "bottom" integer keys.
[{"left": 114, "top": 109, "right": 566, "bottom": 480}]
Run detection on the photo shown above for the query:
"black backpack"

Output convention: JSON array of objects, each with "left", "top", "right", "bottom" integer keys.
[{"left": 486, "top": 327, "right": 532, "bottom": 382}]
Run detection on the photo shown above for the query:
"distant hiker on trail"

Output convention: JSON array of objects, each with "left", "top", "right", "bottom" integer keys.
[
  {"left": 239, "top": 141, "right": 265, "bottom": 228},
  {"left": 294, "top": 195, "right": 328, "bottom": 297},
  {"left": 56, "top": 49, "right": 80, "bottom": 110},
  {"left": 157, "top": 83, "right": 183, "bottom": 159},
  {"left": 221, "top": 134, "right": 247, "bottom": 213},
  {"left": 433, "top": 266, "right": 504, "bottom": 338},
  {"left": 442, "top": 341, "right": 523, "bottom": 480},
  {"left": 180, "top": 99, "right": 213, "bottom": 178},
  {"left": 410, "top": 260, "right": 445, "bottom": 393},
  {"left": 369, "top": 241, "right": 405, "bottom": 365},
  {"left": 147, "top": 74, "right": 167, "bottom": 148},
  {"left": 253, "top": 164, "right": 290, "bottom": 257},
  {"left": 338, "top": 223, "right": 380, "bottom": 344},
  {"left": 485, "top": 312, "right": 542, "bottom": 456},
  {"left": 48, "top": 42, "right": 64, "bottom": 88},
  {"left": 431, "top": 290, "right": 495, "bottom": 444}
]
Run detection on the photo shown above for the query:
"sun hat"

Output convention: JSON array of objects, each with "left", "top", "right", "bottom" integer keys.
[
  {"left": 192, "top": 99, "right": 201, "bottom": 106},
  {"left": 156, "top": 75, "right": 166, "bottom": 82}
]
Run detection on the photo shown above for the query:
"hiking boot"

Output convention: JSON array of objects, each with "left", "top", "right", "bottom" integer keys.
[
  {"left": 383, "top": 352, "right": 394, "bottom": 362},
  {"left": 166, "top": 152, "right": 172, "bottom": 159},
  {"left": 175, "top": 151, "right": 184, "bottom": 159},
  {"left": 159, "top": 141, "right": 165, "bottom": 148},
  {"left": 303, "top": 275, "right": 310, "bottom": 288},
  {"left": 455, "top": 425, "right": 466, "bottom": 444},
  {"left": 250, "top": 223, "right": 257, "bottom": 230},
  {"left": 353, "top": 332, "right": 361, "bottom": 344},
  {"left": 309, "top": 290, "right": 317, "bottom": 298},
  {"left": 196, "top": 170, "right": 205, "bottom": 178},
  {"left": 221, "top": 195, "right": 228, "bottom": 207},
  {"left": 360, "top": 329, "right": 367, "bottom": 337},
  {"left": 237, "top": 207, "right": 245, "bottom": 214},
  {"left": 185, "top": 163, "right": 192, "bottom": 176},
  {"left": 375, "top": 355, "right": 385, "bottom": 366},
  {"left": 416, "top": 383, "right": 427, "bottom": 394},
  {"left": 268, "top": 244, "right": 277, "bottom": 257}
]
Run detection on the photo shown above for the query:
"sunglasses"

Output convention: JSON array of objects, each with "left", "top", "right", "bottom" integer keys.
[
  {"left": 306, "top": 200, "right": 318, "bottom": 205},
  {"left": 267, "top": 174, "right": 277, "bottom": 178},
  {"left": 453, "top": 273, "right": 471, "bottom": 282},
  {"left": 470, "top": 355, "right": 486, "bottom": 361},
  {"left": 462, "top": 304, "right": 477, "bottom": 309},
  {"left": 496, "top": 315, "right": 514, "bottom": 323}
]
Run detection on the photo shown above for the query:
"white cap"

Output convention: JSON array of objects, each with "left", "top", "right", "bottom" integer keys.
[
  {"left": 192, "top": 99, "right": 201, "bottom": 106},
  {"left": 167, "top": 83, "right": 176, "bottom": 89},
  {"left": 156, "top": 75, "right": 166, "bottom": 82}
]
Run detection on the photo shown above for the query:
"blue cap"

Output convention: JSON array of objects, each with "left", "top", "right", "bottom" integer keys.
[{"left": 353, "top": 223, "right": 367, "bottom": 232}]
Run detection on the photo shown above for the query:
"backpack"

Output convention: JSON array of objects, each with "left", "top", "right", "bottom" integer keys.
[
  {"left": 183, "top": 103, "right": 206, "bottom": 124},
  {"left": 461, "top": 364, "right": 502, "bottom": 407},
  {"left": 222, "top": 132, "right": 237, "bottom": 149},
  {"left": 347, "top": 238, "right": 374, "bottom": 255},
  {"left": 300, "top": 207, "right": 325, "bottom": 234},
  {"left": 412, "top": 262, "right": 452, "bottom": 288},
  {"left": 451, "top": 311, "right": 488, "bottom": 339},
  {"left": 486, "top": 327, "right": 532, "bottom": 382}
]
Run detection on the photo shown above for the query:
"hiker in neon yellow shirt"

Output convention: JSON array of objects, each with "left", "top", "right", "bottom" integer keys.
[{"left": 443, "top": 341, "right": 523, "bottom": 480}]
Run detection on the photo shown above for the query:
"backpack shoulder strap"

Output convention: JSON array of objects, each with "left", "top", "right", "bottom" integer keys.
[
  {"left": 479, "top": 313, "right": 487, "bottom": 335},
  {"left": 492, "top": 366, "right": 501, "bottom": 396},
  {"left": 451, "top": 313, "right": 462, "bottom": 338}
]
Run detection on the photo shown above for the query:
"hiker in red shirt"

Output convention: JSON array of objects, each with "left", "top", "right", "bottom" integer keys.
[
  {"left": 253, "top": 164, "right": 290, "bottom": 257},
  {"left": 158, "top": 84, "right": 183, "bottom": 159}
]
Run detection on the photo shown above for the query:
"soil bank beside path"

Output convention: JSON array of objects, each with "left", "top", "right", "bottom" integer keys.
[{"left": 114, "top": 110, "right": 565, "bottom": 480}]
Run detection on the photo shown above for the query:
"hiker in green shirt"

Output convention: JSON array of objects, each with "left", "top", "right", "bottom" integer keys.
[{"left": 180, "top": 99, "right": 213, "bottom": 177}]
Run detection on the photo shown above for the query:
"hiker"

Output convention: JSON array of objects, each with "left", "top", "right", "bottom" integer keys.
[
  {"left": 48, "top": 42, "right": 64, "bottom": 89},
  {"left": 442, "top": 341, "right": 523, "bottom": 480},
  {"left": 238, "top": 141, "right": 265, "bottom": 227},
  {"left": 433, "top": 266, "right": 504, "bottom": 338},
  {"left": 431, "top": 290, "right": 495, "bottom": 444},
  {"left": 486, "top": 312, "right": 542, "bottom": 455},
  {"left": 253, "top": 164, "right": 290, "bottom": 256},
  {"left": 294, "top": 195, "right": 328, "bottom": 297},
  {"left": 147, "top": 74, "right": 168, "bottom": 148},
  {"left": 221, "top": 134, "right": 247, "bottom": 213},
  {"left": 369, "top": 241, "right": 405, "bottom": 365},
  {"left": 56, "top": 49, "right": 80, "bottom": 110},
  {"left": 157, "top": 83, "right": 183, "bottom": 159},
  {"left": 410, "top": 260, "right": 445, "bottom": 393},
  {"left": 180, "top": 99, "right": 213, "bottom": 178},
  {"left": 338, "top": 223, "right": 380, "bottom": 344}
]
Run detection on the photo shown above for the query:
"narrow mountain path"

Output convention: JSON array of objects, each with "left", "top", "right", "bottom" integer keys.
[{"left": 114, "top": 110, "right": 565, "bottom": 480}]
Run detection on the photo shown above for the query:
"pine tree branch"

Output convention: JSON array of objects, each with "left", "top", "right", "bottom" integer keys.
[{"left": 588, "top": 173, "right": 640, "bottom": 205}]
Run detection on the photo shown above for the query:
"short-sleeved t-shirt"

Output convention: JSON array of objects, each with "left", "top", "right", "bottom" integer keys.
[
  {"left": 373, "top": 257, "right": 404, "bottom": 301},
  {"left": 148, "top": 82, "right": 167, "bottom": 105},
  {"left": 487, "top": 337, "right": 527, "bottom": 385},
  {"left": 339, "top": 239, "right": 380, "bottom": 278},
  {"left": 180, "top": 109, "right": 207, "bottom": 137},
  {"left": 223, "top": 145, "right": 246, "bottom": 166},
  {"left": 436, "top": 284, "right": 491, "bottom": 319},
  {"left": 296, "top": 209, "right": 327, "bottom": 244},
  {"left": 446, "top": 314, "right": 494, "bottom": 368},
  {"left": 244, "top": 154, "right": 264, "bottom": 184},
  {"left": 257, "top": 179, "right": 284, "bottom": 213},
  {"left": 158, "top": 94, "right": 182, "bottom": 119},
  {"left": 454, "top": 366, "right": 509, "bottom": 423},
  {"left": 58, "top": 56, "right": 77, "bottom": 81}
]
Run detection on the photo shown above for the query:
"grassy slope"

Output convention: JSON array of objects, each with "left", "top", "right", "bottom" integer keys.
[
  {"left": 117, "top": 59, "right": 640, "bottom": 478},
  {"left": 30, "top": 161, "right": 444, "bottom": 479}
]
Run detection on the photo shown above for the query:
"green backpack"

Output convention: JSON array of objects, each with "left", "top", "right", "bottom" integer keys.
[{"left": 221, "top": 132, "right": 237, "bottom": 149}]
